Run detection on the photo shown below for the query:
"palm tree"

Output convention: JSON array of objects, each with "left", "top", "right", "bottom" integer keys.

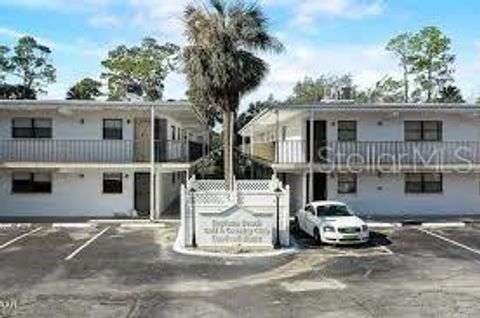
[{"left": 183, "top": 0, "right": 283, "bottom": 188}]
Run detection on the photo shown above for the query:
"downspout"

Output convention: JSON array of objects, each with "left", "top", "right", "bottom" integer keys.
[
  {"left": 149, "top": 105, "right": 155, "bottom": 221},
  {"left": 230, "top": 111, "right": 234, "bottom": 189},
  {"left": 309, "top": 108, "right": 314, "bottom": 202},
  {"left": 274, "top": 109, "right": 280, "bottom": 178}
]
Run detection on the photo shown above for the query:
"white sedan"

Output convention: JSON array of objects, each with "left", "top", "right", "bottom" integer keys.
[{"left": 295, "top": 201, "right": 369, "bottom": 245}]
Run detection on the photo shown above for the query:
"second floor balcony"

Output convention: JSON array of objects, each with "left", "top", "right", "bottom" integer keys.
[
  {"left": 244, "top": 140, "right": 480, "bottom": 169},
  {"left": 0, "top": 139, "right": 205, "bottom": 165}
]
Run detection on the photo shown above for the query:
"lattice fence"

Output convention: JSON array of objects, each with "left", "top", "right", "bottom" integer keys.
[{"left": 179, "top": 175, "right": 290, "bottom": 249}]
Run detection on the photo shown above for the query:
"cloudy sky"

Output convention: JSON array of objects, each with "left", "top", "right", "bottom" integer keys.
[{"left": 1, "top": 0, "right": 479, "bottom": 110}]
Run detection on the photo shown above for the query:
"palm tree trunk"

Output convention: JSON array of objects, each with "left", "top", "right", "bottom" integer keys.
[
  {"left": 403, "top": 64, "right": 409, "bottom": 103},
  {"left": 223, "top": 109, "right": 233, "bottom": 189}
]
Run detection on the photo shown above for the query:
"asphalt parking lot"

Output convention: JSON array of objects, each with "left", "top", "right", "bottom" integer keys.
[{"left": 0, "top": 223, "right": 480, "bottom": 317}]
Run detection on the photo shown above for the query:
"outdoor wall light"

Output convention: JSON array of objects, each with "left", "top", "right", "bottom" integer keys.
[
  {"left": 377, "top": 121, "right": 383, "bottom": 126},
  {"left": 376, "top": 171, "right": 382, "bottom": 178},
  {"left": 79, "top": 174, "right": 85, "bottom": 178},
  {"left": 80, "top": 118, "right": 85, "bottom": 124},
  {"left": 377, "top": 186, "right": 383, "bottom": 191},
  {"left": 124, "top": 174, "right": 129, "bottom": 178},
  {"left": 332, "top": 121, "right": 336, "bottom": 126},
  {"left": 127, "top": 119, "right": 131, "bottom": 124}
]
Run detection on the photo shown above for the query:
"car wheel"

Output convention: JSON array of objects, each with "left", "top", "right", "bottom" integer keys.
[{"left": 313, "top": 227, "right": 322, "bottom": 245}]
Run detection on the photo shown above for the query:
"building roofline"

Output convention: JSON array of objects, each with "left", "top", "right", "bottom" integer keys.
[
  {"left": 0, "top": 99, "right": 208, "bottom": 127},
  {"left": 238, "top": 102, "right": 480, "bottom": 134},
  {"left": 0, "top": 99, "right": 190, "bottom": 108}
]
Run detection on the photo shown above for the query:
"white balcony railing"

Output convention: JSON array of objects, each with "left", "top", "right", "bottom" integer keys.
[
  {"left": 243, "top": 140, "right": 480, "bottom": 167},
  {"left": 0, "top": 139, "right": 203, "bottom": 164}
]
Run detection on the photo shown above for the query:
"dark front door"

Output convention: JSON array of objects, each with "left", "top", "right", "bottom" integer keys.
[
  {"left": 134, "top": 173, "right": 150, "bottom": 217},
  {"left": 306, "top": 172, "right": 327, "bottom": 203},
  {"left": 306, "top": 120, "right": 327, "bottom": 163}
]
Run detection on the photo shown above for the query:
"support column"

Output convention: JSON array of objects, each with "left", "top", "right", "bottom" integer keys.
[
  {"left": 149, "top": 105, "right": 155, "bottom": 221},
  {"left": 155, "top": 170, "right": 161, "bottom": 219},
  {"left": 186, "top": 130, "right": 190, "bottom": 162},
  {"left": 275, "top": 109, "right": 280, "bottom": 167},
  {"left": 308, "top": 109, "right": 314, "bottom": 203},
  {"left": 302, "top": 171, "right": 308, "bottom": 206},
  {"left": 229, "top": 111, "right": 234, "bottom": 189}
]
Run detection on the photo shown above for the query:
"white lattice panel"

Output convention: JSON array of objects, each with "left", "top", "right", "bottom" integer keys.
[
  {"left": 194, "top": 180, "right": 228, "bottom": 192},
  {"left": 236, "top": 180, "right": 272, "bottom": 192},
  {"left": 191, "top": 192, "right": 233, "bottom": 206}
]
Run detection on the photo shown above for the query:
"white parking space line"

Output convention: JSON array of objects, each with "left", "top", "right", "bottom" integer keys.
[
  {"left": 0, "top": 227, "right": 43, "bottom": 250},
  {"left": 64, "top": 226, "right": 110, "bottom": 261},
  {"left": 419, "top": 228, "right": 480, "bottom": 257}
]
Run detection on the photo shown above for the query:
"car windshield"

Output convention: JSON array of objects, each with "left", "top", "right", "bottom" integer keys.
[{"left": 317, "top": 205, "right": 353, "bottom": 217}]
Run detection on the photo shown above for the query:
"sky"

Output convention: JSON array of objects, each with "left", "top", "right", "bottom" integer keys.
[{"left": 1, "top": 0, "right": 480, "bottom": 111}]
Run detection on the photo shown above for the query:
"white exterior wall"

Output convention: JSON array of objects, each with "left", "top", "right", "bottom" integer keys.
[
  {"left": 272, "top": 110, "right": 480, "bottom": 216},
  {"left": 0, "top": 110, "right": 194, "bottom": 218},
  {"left": 261, "top": 111, "right": 480, "bottom": 143},
  {"left": 158, "top": 171, "right": 183, "bottom": 214},
  {"left": 0, "top": 169, "right": 135, "bottom": 217},
  {"left": 327, "top": 172, "right": 480, "bottom": 216},
  {"left": 0, "top": 111, "right": 136, "bottom": 140},
  {"left": 297, "top": 112, "right": 480, "bottom": 142},
  {"left": 284, "top": 173, "right": 304, "bottom": 213}
]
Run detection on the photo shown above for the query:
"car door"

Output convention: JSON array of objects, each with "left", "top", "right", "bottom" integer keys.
[
  {"left": 298, "top": 205, "right": 309, "bottom": 232},
  {"left": 304, "top": 205, "right": 317, "bottom": 236}
]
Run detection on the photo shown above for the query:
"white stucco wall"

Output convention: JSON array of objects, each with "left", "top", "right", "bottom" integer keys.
[
  {"left": 158, "top": 171, "right": 183, "bottom": 214},
  {"left": 327, "top": 172, "right": 480, "bottom": 216},
  {"left": 0, "top": 111, "right": 136, "bottom": 140},
  {"left": 0, "top": 110, "right": 191, "bottom": 141},
  {"left": 257, "top": 111, "right": 480, "bottom": 143},
  {"left": 284, "top": 173, "right": 304, "bottom": 214},
  {"left": 0, "top": 169, "right": 135, "bottom": 217}
]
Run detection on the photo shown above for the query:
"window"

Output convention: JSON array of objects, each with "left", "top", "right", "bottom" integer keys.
[
  {"left": 172, "top": 173, "right": 176, "bottom": 184},
  {"left": 12, "top": 118, "right": 52, "bottom": 138},
  {"left": 317, "top": 205, "right": 352, "bottom": 217},
  {"left": 178, "top": 127, "right": 181, "bottom": 141},
  {"left": 12, "top": 172, "right": 52, "bottom": 193},
  {"left": 305, "top": 205, "right": 315, "bottom": 215},
  {"left": 405, "top": 121, "right": 442, "bottom": 141},
  {"left": 405, "top": 173, "right": 443, "bottom": 193},
  {"left": 338, "top": 174, "right": 357, "bottom": 194},
  {"left": 103, "top": 173, "right": 123, "bottom": 194},
  {"left": 338, "top": 121, "right": 357, "bottom": 142},
  {"left": 103, "top": 119, "right": 123, "bottom": 140},
  {"left": 171, "top": 125, "right": 176, "bottom": 140}
]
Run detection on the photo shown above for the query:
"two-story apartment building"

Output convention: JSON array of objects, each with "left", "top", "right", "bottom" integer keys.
[
  {"left": 0, "top": 100, "right": 209, "bottom": 218},
  {"left": 239, "top": 102, "right": 480, "bottom": 217}
]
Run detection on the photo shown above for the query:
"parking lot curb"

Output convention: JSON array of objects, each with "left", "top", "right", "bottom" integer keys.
[
  {"left": 52, "top": 223, "right": 96, "bottom": 228},
  {"left": 173, "top": 243, "right": 298, "bottom": 258},
  {"left": 366, "top": 222, "right": 402, "bottom": 228},
  {"left": 420, "top": 222, "right": 466, "bottom": 228},
  {"left": 120, "top": 223, "right": 166, "bottom": 228},
  {"left": 88, "top": 219, "right": 151, "bottom": 224},
  {"left": 173, "top": 227, "right": 298, "bottom": 258}
]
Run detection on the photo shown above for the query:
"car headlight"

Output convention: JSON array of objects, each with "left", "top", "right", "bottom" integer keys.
[
  {"left": 323, "top": 226, "right": 335, "bottom": 233},
  {"left": 361, "top": 225, "right": 368, "bottom": 232}
]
